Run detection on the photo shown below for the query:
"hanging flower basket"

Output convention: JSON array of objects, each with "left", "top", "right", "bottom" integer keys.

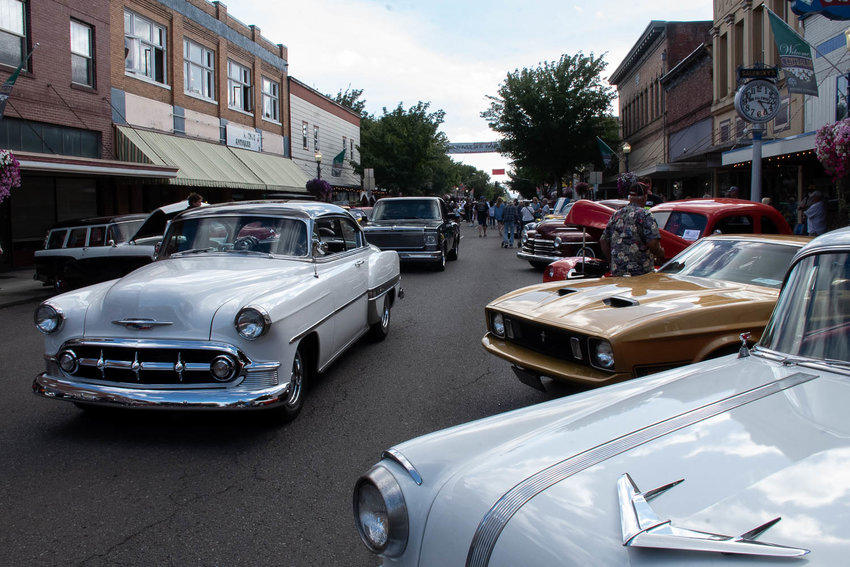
[
  {"left": 616, "top": 171, "right": 638, "bottom": 197},
  {"left": 306, "top": 178, "right": 333, "bottom": 202},
  {"left": 0, "top": 149, "right": 21, "bottom": 205},
  {"left": 815, "top": 118, "right": 850, "bottom": 181}
]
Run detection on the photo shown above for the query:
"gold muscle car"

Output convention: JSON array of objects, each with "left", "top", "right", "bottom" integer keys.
[{"left": 482, "top": 234, "right": 811, "bottom": 390}]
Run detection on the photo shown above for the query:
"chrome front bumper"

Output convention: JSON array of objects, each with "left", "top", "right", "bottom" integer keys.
[
  {"left": 396, "top": 250, "right": 442, "bottom": 262},
  {"left": 516, "top": 250, "right": 561, "bottom": 264}
]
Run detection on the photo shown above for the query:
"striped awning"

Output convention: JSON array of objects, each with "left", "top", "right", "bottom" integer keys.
[{"left": 115, "top": 126, "right": 309, "bottom": 192}]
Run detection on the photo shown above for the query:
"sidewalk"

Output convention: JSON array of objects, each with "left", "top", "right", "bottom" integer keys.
[{"left": 0, "top": 269, "right": 55, "bottom": 308}]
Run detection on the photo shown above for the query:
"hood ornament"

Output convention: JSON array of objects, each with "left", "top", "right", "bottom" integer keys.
[
  {"left": 618, "top": 473, "right": 809, "bottom": 558},
  {"left": 112, "top": 318, "right": 173, "bottom": 330}
]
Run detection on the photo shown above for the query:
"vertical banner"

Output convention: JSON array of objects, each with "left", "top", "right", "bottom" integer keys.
[
  {"left": 331, "top": 148, "right": 345, "bottom": 177},
  {"left": 767, "top": 8, "right": 818, "bottom": 96},
  {"left": 596, "top": 136, "right": 615, "bottom": 168},
  {"left": 0, "top": 45, "right": 38, "bottom": 118}
]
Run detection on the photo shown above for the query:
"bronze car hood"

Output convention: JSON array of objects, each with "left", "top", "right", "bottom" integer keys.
[{"left": 489, "top": 274, "right": 778, "bottom": 337}]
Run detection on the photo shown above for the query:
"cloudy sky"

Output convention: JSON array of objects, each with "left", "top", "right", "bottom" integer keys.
[{"left": 224, "top": 0, "right": 714, "bottom": 180}]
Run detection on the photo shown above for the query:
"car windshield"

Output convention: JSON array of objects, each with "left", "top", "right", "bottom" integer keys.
[
  {"left": 657, "top": 238, "right": 798, "bottom": 288},
  {"left": 160, "top": 215, "right": 308, "bottom": 258},
  {"left": 653, "top": 210, "right": 708, "bottom": 241},
  {"left": 107, "top": 220, "right": 144, "bottom": 243},
  {"left": 760, "top": 252, "right": 850, "bottom": 363},
  {"left": 372, "top": 200, "right": 440, "bottom": 221}
]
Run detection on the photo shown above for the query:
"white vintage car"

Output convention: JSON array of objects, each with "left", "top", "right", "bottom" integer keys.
[
  {"left": 354, "top": 227, "right": 850, "bottom": 565},
  {"left": 33, "top": 201, "right": 402, "bottom": 422}
]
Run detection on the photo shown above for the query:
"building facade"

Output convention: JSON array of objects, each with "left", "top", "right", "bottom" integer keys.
[{"left": 289, "top": 77, "right": 361, "bottom": 203}]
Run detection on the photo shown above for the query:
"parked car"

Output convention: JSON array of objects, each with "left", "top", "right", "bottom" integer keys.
[
  {"left": 485, "top": 233, "right": 810, "bottom": 389},
  {"left": 518, "top": 199, "right": 627, "bottom": 269},
  {"left": 353, "top": 227, "right": 850, "bottom": 565},
  {"left": 362, "top": 196, "right": 460, "bottom": 271},
  {"left": 520, "top": 198, "right": 791, "bottom": 271},
  {"left": 33, "top": 201, "right": 190, "bottom": 291},
  {"left": 32, "top": 201, "right": 402, "bottom": 422}
]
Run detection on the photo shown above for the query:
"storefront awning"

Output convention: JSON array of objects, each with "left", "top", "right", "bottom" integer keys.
[
  {"left": 115, "top": 126, "right": 309, "bottom": 192},
  {"left": 15, "top": 150, "right": 178, "bottom": 178},
  {"left": 722, "top": 131, "right": 816, "bottom": 166}
]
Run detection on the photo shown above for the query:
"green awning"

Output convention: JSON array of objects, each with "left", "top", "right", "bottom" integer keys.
[{"left": 116, "top": 126, "right": 309, "bottom": 192}]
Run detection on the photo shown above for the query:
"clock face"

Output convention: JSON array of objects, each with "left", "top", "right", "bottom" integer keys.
[{"left": 735, "top": 80, "right": 781, "bottom": 123}]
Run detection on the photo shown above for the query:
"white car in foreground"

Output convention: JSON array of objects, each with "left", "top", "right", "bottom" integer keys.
[
  {"left": 354, "top": 227, "right": 850, "bottom": 565},
  {"left": 33, "top": 201, "right": 402, "bottom": 422}
]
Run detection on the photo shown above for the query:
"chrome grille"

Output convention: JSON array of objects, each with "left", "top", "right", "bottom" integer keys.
[
  {"left": 57, "top": 341, "right": 247, "bottom": 386},
  {"left": 364, "top": 230, "right": 425, "bottom": 249},
  {"left": 526, "top": 237, "right": 555, "bottom": 255}
]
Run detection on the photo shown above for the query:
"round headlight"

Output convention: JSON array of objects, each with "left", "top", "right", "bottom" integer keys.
[
  {"left": 58, "top": 350, "right": 78, "bottom": 373},
  {"left": 210, "top": 355, "right": 238, "bottom": 381},
  {"left": 424, "top": 233, "right": 438, "bottom": 245},
  {"left": 492, "top": 313, "right": 505, "bottom": 338},
  {"left": 235, "top": 307, "right": 270, "bottom": 340},
  {"left": 353, "top": 466, "right": 408, "bottom": 557},
  {"left": 591, "top": 339, "right": 615, "bottom": 370},
  {"left": 34, "top": 303, "right": 64, "bottom": 334},
  {"left": 554, "top": 236, "right": 562, "bottom": 247}
]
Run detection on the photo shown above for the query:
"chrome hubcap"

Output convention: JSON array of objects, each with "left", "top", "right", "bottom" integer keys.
[{"left": 287, "top": 352, "right": 303, "bottom": 408}]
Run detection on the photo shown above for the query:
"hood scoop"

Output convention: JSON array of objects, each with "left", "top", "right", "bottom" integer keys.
[
  {"left": 558, "top": 287, "right": 579, "bottom": 296},
  {"left": 618, "top": 473, "right": 809, "bottom": 558},
  {"left": 603, "top": 296, "right": 639, "bottom": 308}
]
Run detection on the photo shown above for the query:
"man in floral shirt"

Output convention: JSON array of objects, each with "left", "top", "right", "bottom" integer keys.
[{"left": 600, "top": 183, "right": 665, "bottom": 276}]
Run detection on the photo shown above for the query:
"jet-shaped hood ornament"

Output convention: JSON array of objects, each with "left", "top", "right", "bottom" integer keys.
[{"left": 618, "top": 473, "right": 809, "bottom": 558}]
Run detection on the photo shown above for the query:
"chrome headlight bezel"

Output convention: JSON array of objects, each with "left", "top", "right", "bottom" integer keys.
[
  {"left": 235, "top": 306, "right": 271, "bottom": 340},
  {"left": 34, "top": 302, "right": 64, "bottom": 334},
  {"left": 353, "top": 465, "right": 409, "bottom": 557},
  {"left": 424, "top": 232, "right": 438, "bottom": 246},
  {"left": 589, "top": 338, "right": 615, "bottom": 370},
  {"left": 553, "top": 236, "right": 562, "bottom": 248}
]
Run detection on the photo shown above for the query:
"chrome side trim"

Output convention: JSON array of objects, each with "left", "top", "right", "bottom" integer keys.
[
  {"left": 368, "top": 274, "right": 401, "bottom": 301},
  {"left": 465, "top": 372, "right": 818, "bottom": 567},
  {"left": 618, "top": 473, "right": 808, "bottom": 557},
  {"left": 382, "top": 448, "right": 423, "bottom": 485},
  {"left": 112, "top": 318, "right": 173, "bottom": 329}
]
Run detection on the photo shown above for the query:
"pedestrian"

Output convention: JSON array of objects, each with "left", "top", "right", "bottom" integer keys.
[
  {"left": 541, "top": 198, "right": 550, "bottom": 216},
  {"left": 726, "top": 186, "right": 739, "bottom": 199},
  {"left": 476, "top": 196, "right": 489, "bottom": 237},
  {"left": 493, "top": 197, "right": 505, "bottom": 236},
  {"left": 188, "top": 192, "right": 203, "bottom": 208},
  {"left": 803, "top": 190, "right": 826, "bottom": 236},
  {"left": 501, "top": 198, "right": 518, "bottom": 248},
  {"left": 600, "top": 182, "right": 665, "bottom": 277},
  {"left": 488, "top": 200, "right": 496, "bottom": 228}
]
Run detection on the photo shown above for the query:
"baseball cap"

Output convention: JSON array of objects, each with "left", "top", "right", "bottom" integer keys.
[{"left": 628, "top": 182, "right": 646, "bottom": 197}]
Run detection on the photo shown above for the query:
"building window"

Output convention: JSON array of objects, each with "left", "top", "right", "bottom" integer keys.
[
  {"left": 124, "top": 10, "right": 166, "bottom": 84},
  {"left": 70, "top": 19, "right": 93, "bottom": 87},
  {"left": 350, "top": 137, "right": 353, "bottom": 156},
  {"left": 774, "top": 96, "right": 790, "bottom": 131},
  {"left": 0, "top": 0, "right": 26, "bottom": 69},
  {"left": 228, "top": 59, "right": 252, "bottom": 112},
  {"left": 261, "top": 77, "right": 279, "bottom": 122},
  {"left": 302, "top": 121, "right": 308, "bottom": 149},
  {"left": 314, "top": 125, "right": 319, "bottom": 151},
  {"left": 184, "top": 39, "right": 214, "bottom": 101}
]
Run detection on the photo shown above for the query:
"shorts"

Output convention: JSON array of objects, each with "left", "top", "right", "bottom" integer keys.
[{"left": 477, "top": 212, "right": 488, "bottom": 225}]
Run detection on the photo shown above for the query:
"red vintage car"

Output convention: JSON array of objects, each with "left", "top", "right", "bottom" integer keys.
[{"left": 542, "top": 198, "right": 792, "bottom": 282}]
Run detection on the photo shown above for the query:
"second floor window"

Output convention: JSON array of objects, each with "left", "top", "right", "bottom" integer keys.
[
  {"left": 302, "top": 121, "right": 308, "bottom": 149},
  {"left": 228, "top": 59, "right": 251, "bottom": 112},
  {"left": 0, "top": 0, "right": 26, "bottom": 68},
  {"left": 124, "top": 10, "right": 166, "bottom": 84},
  {"left": 70, "top": 20, "right": 93, "bottom": 87},
  {"left": 261, "top": 77, "right": 279, "bottom": 122},
  {"left": 184, "top": 39, "right": 214, "bottom": 101},
  {"left": 314, "top": 125, "right": 319, "bottom": 151}
]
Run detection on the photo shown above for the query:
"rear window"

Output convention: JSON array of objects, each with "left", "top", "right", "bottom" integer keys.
[
  {"left": 714, "top": 215, "right": 754, "bottom": 234},
  {"left": 760, "top": 215, "right": 781, "bottom": 234},
  {"left": 45, "top": 229, "right": 68, "bottom": 249}
]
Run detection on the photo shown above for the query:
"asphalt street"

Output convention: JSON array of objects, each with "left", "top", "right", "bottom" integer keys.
[{"left": 0, "top": 221, "right": 572, "bottom": 566}]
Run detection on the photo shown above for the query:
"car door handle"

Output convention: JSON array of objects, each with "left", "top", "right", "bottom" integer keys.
[{"left": 355, "top": 259, "right": 366, "bottom": 267}]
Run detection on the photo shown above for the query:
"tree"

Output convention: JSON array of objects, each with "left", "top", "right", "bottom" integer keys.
[
  {"left": 353, "top": 101, "right": 450, "bottom": 195},
  {"left": 482, "top": 52, "right": 616, "bottom": 190},
  {"left": 329, "top": 85, "right": 368, "bottom": 117}
]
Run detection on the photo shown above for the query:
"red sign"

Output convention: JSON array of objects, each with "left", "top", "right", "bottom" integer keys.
[{"left": 491, "top": 169, "right": 505, "bottom": 175}]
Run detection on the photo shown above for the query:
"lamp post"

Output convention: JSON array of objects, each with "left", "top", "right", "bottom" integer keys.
[
  {"left": 622, "top": 142, "right": 631, "bottom": 173},
  {"left": 314, "top": 150, "right": 322, "bottom": 179}
]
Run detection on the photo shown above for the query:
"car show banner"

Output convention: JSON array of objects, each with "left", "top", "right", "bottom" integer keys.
[
  {"left": 767, "top": 8, "right": 818, "bottom": 96},
  {"left": 331, "top": 149, "right": 345, "bottom": 177}
]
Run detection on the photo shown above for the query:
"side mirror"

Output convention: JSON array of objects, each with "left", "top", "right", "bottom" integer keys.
[
  {"left": 153, "top": 241, "right": 161, "bottom": 260},
  {"left": 108, "top": 239, "right": 117, "bottom": 247},
  {"left": 312, "top": 237, "right": 328, "bottom": 257}
]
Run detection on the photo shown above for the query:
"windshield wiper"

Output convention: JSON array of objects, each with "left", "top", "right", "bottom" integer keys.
[
  {"left": 171, "top": 247, "right": 217, "bottom": 256},
  {"left": 752, "top": 347, "right": 850, "bottom": 369}
]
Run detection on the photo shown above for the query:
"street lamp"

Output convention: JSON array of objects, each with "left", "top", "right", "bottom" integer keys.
[
  {"left": 314, "top": 150, "right": 322, "bottom": 179},
  {"left": 622, "top": 142, "right": 631, "bottom": 173}
]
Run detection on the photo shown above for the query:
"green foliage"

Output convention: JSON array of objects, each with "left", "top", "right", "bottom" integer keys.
[
  {"left": 482, "top": 52, "right": 616, "bottom": 188},
  {"left": 353, "top": 101, "right": 451, "bottom": 195},
  {"left": 329, "top": 86, "right": 368, "bottom": 117}
]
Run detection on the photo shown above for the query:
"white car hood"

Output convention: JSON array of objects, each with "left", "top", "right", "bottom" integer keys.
[
  {"left": 82, "top": 255, "right": 315, "bottom": 340},
  {"left": 393, "top": 357, "right": 850, "bottom": 565}
]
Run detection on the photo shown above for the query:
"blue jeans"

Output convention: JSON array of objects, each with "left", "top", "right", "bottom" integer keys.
[{"left": 503, "top": 220, "right": 515, "bottom": 246}]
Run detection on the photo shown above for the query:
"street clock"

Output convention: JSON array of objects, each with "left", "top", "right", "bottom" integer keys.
[{"left": 734, "top": 79, "right": 781, "bottom": 123}]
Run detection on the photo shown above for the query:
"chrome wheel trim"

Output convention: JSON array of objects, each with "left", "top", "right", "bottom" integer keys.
[
  {"left": 286, "top": 350, "right": 304, "bottom": 409},
  {"left": 380, "top": 299, "right": 391, "bottom": 329}
]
